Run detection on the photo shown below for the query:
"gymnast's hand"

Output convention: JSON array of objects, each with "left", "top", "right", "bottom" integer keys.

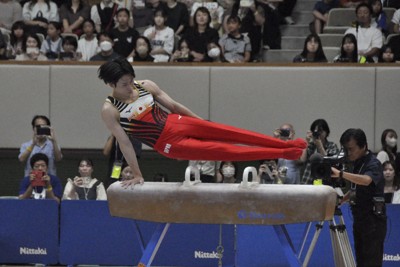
[{"left": 121, "top": 177, "right": 145, "bottom": 188}]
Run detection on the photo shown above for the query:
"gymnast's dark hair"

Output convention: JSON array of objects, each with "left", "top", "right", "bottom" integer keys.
[{"left": 97, "top": 58, "right": 135, "bottom": 85}]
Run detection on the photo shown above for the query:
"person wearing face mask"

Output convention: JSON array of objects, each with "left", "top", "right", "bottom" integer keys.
[
  {"left": 206, "top": 41, "right": 222, "bottom": 62},
  {"left": 63, "top": 158, "right": 107, "bottom": 200},
  {"left": 90, "top": 32, "right": 121, "bottom": 61},
  {"left": 133, "top": 35, "right": 155, "bottom": 62},
  {"left": 377, "top": 129, "right": 399, "bottom": 171},
  {"left": 219, "top": 161, "right": 239, "bottom": 183},
  {"left": 15, "top": 33, "right": 48, "bottom": 61}
]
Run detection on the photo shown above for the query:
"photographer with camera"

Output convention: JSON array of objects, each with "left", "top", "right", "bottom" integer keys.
[
  {"left": 331, "top": 128, "right": 386, "bottom": 267},
  {"left": 18, "top": 153, "right": 63, "bottom": 203},
  {"left": 301, "top": 119, "right": 339, "bottom": 184},
  {"left": 273, "top": 123, "right": 303, "bottom": 184},
  {"left": 18, "top": 115, "right": 63, "bottom": 177}
]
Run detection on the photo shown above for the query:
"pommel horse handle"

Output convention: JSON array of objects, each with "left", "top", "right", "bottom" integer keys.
[
  {"left": 183, "top": 166, "right": 201, "bottom": 186},
  {"left": 241, "top": 166, "right": 258, "bottom": 187}
]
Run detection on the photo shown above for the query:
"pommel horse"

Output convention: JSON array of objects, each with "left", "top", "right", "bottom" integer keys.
[{"left": 107, "top": 166, "right": 338, "bottom": 267}]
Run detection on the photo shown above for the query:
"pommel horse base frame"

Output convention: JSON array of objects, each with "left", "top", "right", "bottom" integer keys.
[{"left": 107, "top": 166, "right": 339, "bottom": 267}]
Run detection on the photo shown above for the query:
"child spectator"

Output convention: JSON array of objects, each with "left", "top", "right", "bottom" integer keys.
[
  {"left": 132, "top": 35, "right": 155, "bottom": 61},
  {"left": 370, "top": 0, "right": 387, "bottom": 34},
  {"left": 378, "top": 44, "right": 395, "bottom": 63},
  {"left": 22, "top": 0, "right": 59, "bottom": 36},
  {"left": 206, "top": 41, "right": 223, "bottom": 62},
  {"left": 90, "top": 32, "right": 121, "bottom": 61},
  {"left": 333, "top": 33, "right": 370, "bottom": 62},
  {"left": 311, "top": 0, "right": 339, "bottom": 34},
  {"left": 170, "top": 38, "right": 193, "bottom": 62},
  {"left": 219, "top": 15, "right": 251, "bottom": 63},
  {"left": 15, "top": 33, "right": 48, "bottom": 60},
  {"left": 293, "top": 33, "right": 327, "bottom": 62},
  {"left": 7, "top": 21, "right": 26, "bottom": 59},
  {"left": 59, "top": 35, "right": 80, "bottom": 61},
  {"left": 77, "top": 19, "right": 98, "bottom": 61},
  {"left": 40, "top": 21, "right": 63, "bottom": 60}
]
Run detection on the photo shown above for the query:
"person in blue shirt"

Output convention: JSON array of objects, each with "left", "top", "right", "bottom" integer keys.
[{"left": 18, "top": 153, "right": 63, "bottom": 203}]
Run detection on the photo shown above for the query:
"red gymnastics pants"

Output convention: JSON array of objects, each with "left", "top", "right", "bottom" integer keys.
[{"left": 153, "top": 114, "right": 307, "bottom": 161}]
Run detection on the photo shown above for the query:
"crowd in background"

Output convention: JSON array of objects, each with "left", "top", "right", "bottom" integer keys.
[{"left": 0, "top": 0, "right": 400, "bottom": 62}]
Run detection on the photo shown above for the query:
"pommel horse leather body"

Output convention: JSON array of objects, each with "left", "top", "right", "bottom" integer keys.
[{"left": 107, "top": 167, "right": 337, "bottom": 225}]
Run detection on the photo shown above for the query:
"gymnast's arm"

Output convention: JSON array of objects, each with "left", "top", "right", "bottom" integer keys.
[
  {"left": 101, "top": 102, "right": 144, "bottom": 185},
  {"left": 139, "top": 79, "right": 203, "bottom": 119}
]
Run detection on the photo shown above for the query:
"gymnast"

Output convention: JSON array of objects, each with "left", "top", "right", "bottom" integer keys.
[{"left": 98, "top": 58, "right": 307, "bottom": 185}]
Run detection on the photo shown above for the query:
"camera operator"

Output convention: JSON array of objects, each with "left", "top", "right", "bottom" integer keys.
[
  {"left": 301, "top": 119, "right": 339, "bottom": 184},
  {"left": 331, "top": 128, "right": 386, "bottom": 267},
  {"left": 273, "top": 123, "right": 303, "bottom": 184}
]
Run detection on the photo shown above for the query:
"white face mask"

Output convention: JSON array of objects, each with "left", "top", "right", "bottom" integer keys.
[
  {"left": 208, "top": 47, "right": 220, "bottom": 58},
  {"left": 136, "top": 45, "right": 148, "bottom": 55},
  {"left": 26, "top": 47, "right": 39, "bottom": 54},
  {"left": 222, "top": 166, "right": 235, "bottom": 177},
  {"left": 100, "top": 41, "right": 112, "bottom": 52},
  {"left": 386, "top": 137, "right": 397, "bottom": 148}
]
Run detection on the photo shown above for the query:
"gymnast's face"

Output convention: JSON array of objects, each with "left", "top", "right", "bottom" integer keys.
[{"left": 112, "top": 74, "right": 135, "bottom": 101}]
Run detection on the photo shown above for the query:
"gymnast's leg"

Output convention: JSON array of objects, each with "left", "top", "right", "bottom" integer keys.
[{"left": 164, "top": 114, "right": 306, "bottom": 149}]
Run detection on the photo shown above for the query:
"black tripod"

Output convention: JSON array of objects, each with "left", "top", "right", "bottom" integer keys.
[{"left": 302, "top": 200, "right": 355, "bottom": 267}]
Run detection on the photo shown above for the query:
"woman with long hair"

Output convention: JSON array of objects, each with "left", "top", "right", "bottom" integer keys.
[{"left": 293, "top": 33, "right": 327, "bottom": 63}]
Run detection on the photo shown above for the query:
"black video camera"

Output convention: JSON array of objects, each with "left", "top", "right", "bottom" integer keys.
[{"left": 310, "top": 153, "right": 347, "bottom": 187}]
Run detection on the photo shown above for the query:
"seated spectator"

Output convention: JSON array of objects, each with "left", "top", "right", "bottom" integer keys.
[
  {"left": 131, "top": 0, "right": 154, "bottom": 31},
  {"left": 382, "top": 161, "right": 400, "bottom": 203},
  {"left": 90, "top": 0, "right": 119, "bottom": 33},
  {"left": 206, "top": 41, "right": 223, "bottom": 62},
  {"left": 340, "top": 0, "right": 366, "bottom": 8},
  {"left": 189, "top": 160, "right": 221, "bottom": 183},
  {"left": 190, "top": 0, "right": 224, "bottom": 31},
  {"left": 90, "top": 32, "right": 121, "bottom": 61},
  {"left": 40, "top": 21, "right": 63, "bottom": 60},
  {"left": 390, "top": 7, "right": 400, "bottom": 34},
  {"left": 344, "top": 3, "right": 383, "bottom": 61},
  {"left": 183, "top": 6, "right": 220, "bottom": 62},
  {"left": 132, "top": 35, "right": 155, "bottom": 61},
  {"left": 59, "top": 35, "right": 80, "bottom": 60},
  {"left": 387, "top": 34, "right": 400, "bottom": 61},
  {"left": 258, "top": 159, "right": 283, "bottom": 184},
  {"left": 278, "top": 0, "right": 297, "bottom": 25},
  {"left": 164, "top": 0, "right": 189, "bottom": 37},
  {"left": 378, "top": 44, "right": 395, "bottom": 62},
  {"left": 18, "top": 153, "right": 63, "bottom": 203},
  {"left": 376, "top": 129, "right": 398, "bottom": 165},
  {"left": 219, "top": 15, "right": 251, "bottom": 63},
  {"left": 240, "top": 5, "right": 264, "bottom": 62},
  {"left": 311, "top": 0, "right": 339, "bottom": 34},
  {"left": 18, "top": 115, "right": 62, "bottom": 176},
  {"left": 218, "top": 161, "right": 240, "bottom": 183},
  {"left": 15, "top": 33, "right": 48, "bottom": 60},
  {"left": 7, "top": 21, "right": 26, "bottom": 59},
  {"left": 170, "top": 38, "right": 193, "bottom": 62},
  {"left": 370, "top": 0, "right": 387, "bottom": 34},
  {"left": 120, "top": 163, "right": 134, "bottom": 181},
  {"left": 63, "top": 158, "right": 107, "bottom": 200},
  {"left": 153, "top": 172, "right": 169, "bottom": 182},
  {"left": 143, "top": 8, "right": 174, "bottom": 62},
  {"left": 260, "top": 0, "right": 283, "bottom": 50},
  {"left": 110, "top": 8, "right": 139, "bottom": 60},
  {"left": 293, "top": 33, "right": 327, "bottom": 62},
  {"left": 77, "top": 19, "right": 98, "bottom": 61},
  {"left": 22, "top": 0, "right": 59, "bottom": 36},
  {"left": 333, "top": 33, "right": 371, "bottom": 63},
  {"left": 59, "top": 0, "right": 90, "bottom": 37},
  {"left": 0, "top": 0, "right": 22, "bottom": 33},
  {"left": 0, "top": 31, "right": 6, "bottom": 60}
]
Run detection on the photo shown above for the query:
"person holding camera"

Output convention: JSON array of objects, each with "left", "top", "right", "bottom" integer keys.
[
  {"left": 300, "top": 118, "right": 339, "bottom": 184},
  {"left": 18, "top": 115, "right": 63, "bottom": 177},
  {"left": 331, "top": 128, "right": 386, "bottom": 267},
  {"left": 18, "top": 153, "right": 63, "bottom": 203}
]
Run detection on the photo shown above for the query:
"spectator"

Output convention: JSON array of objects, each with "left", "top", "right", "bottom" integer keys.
[
  {"left": 333, "top": 33, "right": 371, "bottom": 63},
  {"left": 0, "top": 0, "right": 23, "bottom": 32},
  {"left": 120, "top": 163, "right": 134, "bottom": 181},
  {"left": 18, "top": 115, "right": 62, "bottom": 176},
  {"left": 218, "top": 161, "right": 240, "bottom": 183},
  {"left": 131, "top": 0, "right": 154, "bottom": 31},
  {"left": 110, "top": 8, "right": 139, "bottom": 60},
  {"left": 59, "top": 35, "right": 80, "bottom": 60},
  {"left": 63, "top": 158, "right": 107, "bottom": 200},
  {"left": 188, "top": 160, "right": 221, "bottom": 183},
  {"left": 219, "top": 14, "right": 251, "bottom": 63},
  {"left": 390, "top": 7, "right": 400, "bottom": 34},
  {"left": 300, "top": 118, "right": 339, "bottom": 184},
  {"left": 190, "top": 0, "right": 224, "bottom": 31},
  {"left": 59, "top": 0, "right": 90, "bottom": 37},
  {"left": 132, "top": 35, "right": 155, "bottom": 61},
  {"left": 40, "top": 21, "right": 63, "bottom": 60},
  {"left": 272, "top": 123, "right": 303, "bottom": 184},
  {"left": 378, "top": 44, "right": 395, "bottom": 62},
  {"left": 311, "top": 0, "right": 339, "bottom": 34},
  {"left": 143, "top": 8, "right": 174, "bottom": 62},
  {"left": 22, "top": 0, "right": 59, "bottom": 36},
  {"left": 0, "top": 31, "right": 6, "bottom": 60},
  {"left": 258, "top": 159, "right": 282, "bottom": 184},
  {"left": 386, "top": 34, "right": 400, "bottom": 61},
  {"left": 240, "top": 5, "right": 264, "bottom": 62},
  {"left": 77, "top": 19, "right": 98, "bottom": 61},
  {"left": 18, "top": 153, "right": 62, "bottom": 203},
  {"left": 369, "top": 0, "right": 387, "bottom": 34},
  {"left": 7, "top": 21, "right": 26, "bottom": 59},
  {"left": 382, "top": 160, "right": 400, "bottom": 203},
  {"left": 15, "top": 33, "right": 48, "bottom": 60},
  {"left": 183, "top": 6, "right": 220, "bottom": 62},
  {"left": 383, "top": 0, "right": 400, "bottom": 9},
  {"left": 90, "top": 31, "right": 121, "bottom": 61},
  {"left": 206, "top": 40, "right": 223, "bottom": 62},
  {"left": 293, "top": 33, "right": 327, "bottom": 62},
  {"left": 164, "top": 0, "right": 189, "bottom": 36},
  {"left": 90, "top": 0, "right": 119, "bottom": 33},
  {"left": 170, "top": 38, "right": 193, "bottom": 62},
  {"left": 344, "top": 3, "right": 383, "bottom": 61},
  {"left": 278, "top": 0, "right": 297, "bottom": 25},
  {"left": 376, "top": 129, "right": 399, "bottom": 167}
]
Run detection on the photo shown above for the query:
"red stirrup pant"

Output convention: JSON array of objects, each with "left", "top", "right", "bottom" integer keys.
[{"left": 153, "top": 114, "right": 306, "bottom": 161}]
